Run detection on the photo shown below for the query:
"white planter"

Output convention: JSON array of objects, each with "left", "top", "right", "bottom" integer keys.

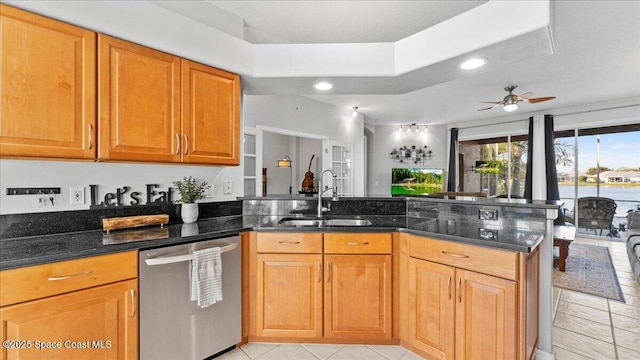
[{"left": 181, "top": 203, "right": 199, "bottom": 223}]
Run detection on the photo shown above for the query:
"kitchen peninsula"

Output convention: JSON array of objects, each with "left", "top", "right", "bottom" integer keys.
[{"left": 0, "top": 196, "right": 558, "bottom": 360}]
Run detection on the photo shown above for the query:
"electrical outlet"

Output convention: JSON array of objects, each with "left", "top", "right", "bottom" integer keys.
[
  {"left": 478, "top": 228, "right": 498, "bottom": 241},
  {"left": 223, "top": 180, "right": 233, "bottom": 195},
  {"left": 70, "top": 187, "right": 85, "bottom": 205},
  {"left": 478, "top": 208, "right": 498, "bottom": 220}
]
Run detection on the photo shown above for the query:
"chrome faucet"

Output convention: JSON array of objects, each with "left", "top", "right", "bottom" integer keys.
[{"left": 317, "top": 169, "right": 339, "bottom": 217}]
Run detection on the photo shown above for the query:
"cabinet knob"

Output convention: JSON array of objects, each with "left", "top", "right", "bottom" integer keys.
[{"left": 175, "top": 133, "right": 181, "bottom": 155}]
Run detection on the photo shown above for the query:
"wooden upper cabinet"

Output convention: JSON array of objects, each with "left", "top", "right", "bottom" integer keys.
[
  {"left": 0, "top": 5, "right": 96, "bottom": 159},
  {"left": 182, "top": 59, "right": 240, "bottom": 165},
  {"left": 98, "top": 34, "right": 181, "bottom": 162}
]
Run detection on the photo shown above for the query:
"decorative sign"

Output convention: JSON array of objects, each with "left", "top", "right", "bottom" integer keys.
[{"left": 89, "top": 184, "right": 173, "bottom": 208}]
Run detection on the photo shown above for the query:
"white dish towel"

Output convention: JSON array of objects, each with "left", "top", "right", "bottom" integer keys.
[{"left": 190, "top": 247, "right": 223, "bottom": 308}]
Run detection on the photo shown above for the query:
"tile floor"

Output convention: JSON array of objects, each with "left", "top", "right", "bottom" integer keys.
[
  {"left": 553, "top": 236, "right": 640, "bottom": 360},
  {"left": 219, "top": 237, "right": 640, "bottom": 360}
]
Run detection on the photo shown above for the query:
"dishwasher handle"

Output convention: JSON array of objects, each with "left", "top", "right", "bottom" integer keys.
[{"left": 144, "top": 242, "right": 237, "bottom": 266}]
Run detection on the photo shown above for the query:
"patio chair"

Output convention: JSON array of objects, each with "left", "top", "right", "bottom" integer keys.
[{"left": 564, "top": 197, "right": 617, "bottom": 237}]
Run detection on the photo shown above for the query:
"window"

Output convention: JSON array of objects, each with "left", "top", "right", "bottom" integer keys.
[{"left": 459, "top": 135, "right": 528, "bottom": 198}]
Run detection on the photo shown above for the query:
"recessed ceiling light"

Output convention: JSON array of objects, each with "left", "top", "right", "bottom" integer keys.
[
  {"left": 314, "top": 82, "right": 333, "bottom": 91},
  {"left": 460, "top": 58, "right": 487, "bottom": 70}
]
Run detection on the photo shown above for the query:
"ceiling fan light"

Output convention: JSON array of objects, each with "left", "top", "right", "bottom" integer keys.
[
  {"left": 504, "top": 103, "right": 518, "bottom": 112},
  {"left": 460, "top": 57, "right": 487, "bottom": 70}
]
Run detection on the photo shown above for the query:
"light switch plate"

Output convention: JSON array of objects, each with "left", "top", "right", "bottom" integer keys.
[{"left": 70, "top": 187, "right": 85, "bottom": 205}]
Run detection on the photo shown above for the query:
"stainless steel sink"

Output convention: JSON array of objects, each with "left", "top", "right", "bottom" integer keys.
[
  {"left": 323, "top": 219, "right": 372, "bottom": 227},
  {"left": 278, "top": 218, "right": 322, "bottom": 227},
  {"left": 277, "top": 218, "right": 372, "bottom": 227}
]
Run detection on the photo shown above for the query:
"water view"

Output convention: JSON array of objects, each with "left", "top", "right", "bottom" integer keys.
[{"left": 559, "top": 184, "right": 640, "bottom": 215}]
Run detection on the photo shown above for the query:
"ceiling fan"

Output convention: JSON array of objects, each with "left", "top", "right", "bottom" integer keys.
[{"left": 478, "top": 85, "right": 556, "bottom": 112}]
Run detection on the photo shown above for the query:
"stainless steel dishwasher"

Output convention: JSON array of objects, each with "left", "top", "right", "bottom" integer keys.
[{"left": 139, "top": 235, "right": 241, "bottom": 360}]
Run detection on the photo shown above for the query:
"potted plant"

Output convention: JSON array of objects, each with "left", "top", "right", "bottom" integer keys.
[{"left": 173, "top": 176, "right": 211, "bottom": 223}]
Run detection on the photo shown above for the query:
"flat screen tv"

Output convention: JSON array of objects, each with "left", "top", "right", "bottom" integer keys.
[{"left": 391, "top": 168, "right": 444, "bottom": 195}]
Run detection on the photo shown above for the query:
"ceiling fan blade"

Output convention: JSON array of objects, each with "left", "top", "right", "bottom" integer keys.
[
  {"left": 516, "top": 92, "right": 533, "bottom": 100},
  {"left": 527, "top": 96, "right": 556, "bottom": 103},
  {"left": 480, "top": 101, "right": 504, "bottom": 104},
  {"left": 477, "top": 106, "right": 496, "bottom": 111}
]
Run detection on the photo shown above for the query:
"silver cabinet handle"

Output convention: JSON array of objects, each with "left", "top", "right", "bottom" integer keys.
[
  {"left": 183, "top": 134, "right": 189, "bottom": 155},
  {"left": 347, "top": 242, "right": 369, "bottom": 246},
  {"left": 175, "top": 133, "right": 181, "bottom": 155},
  {"left": 447, "top": 276, "right": 452, "bottom": 300},
  {"left": 130, "top": 289, "right": 136, "bottom": 318},
  {"left": 457, "top": 278, "right": 462, "bottom": 303},
  {"left": 48, "top": 269, "right": 93, "bottom": 281},
  {"left": 442, "top": 251, "right": 469, "bottom": 259},
  {"left": 327, "top": 262, "right": 331, "bottom": 282},
  {"left": 317, "top": 262, "right": 321, "bottom": 283},
  {"left": 88, "top": 124, "right": 93, "bottom": 149},
  {"left": 278, "top": 241, "right": 300, "bottom": 245}
]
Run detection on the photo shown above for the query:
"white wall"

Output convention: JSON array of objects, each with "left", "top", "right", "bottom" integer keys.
[
  {"left": 368, "top": 125, "right": 448, "bottom": 196},
  {"left": 0, "top": 159, "right": 243, "bottom": 214},
  {"left": 243, "top": 95, "right": 366, "bottom": 196},
  {"left": 262, "top": 132, "right": 293, "bottom": 195}
]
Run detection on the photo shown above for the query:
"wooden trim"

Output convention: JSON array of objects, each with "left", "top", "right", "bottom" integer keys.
[
  {"left": 240, "top": 232, "right": 250, "bottom": 344},
  {"left": 392, "top": 232, "right": 400, "bottom": 339}
]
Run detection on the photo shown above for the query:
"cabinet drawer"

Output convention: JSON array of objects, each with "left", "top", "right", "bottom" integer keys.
[
  {"left": 324, "top": 233, "right": 392, "bottom": 254},
  {"left": 256, "top": 233, "right": 323, "bottom": 253},
  {"left": 0, "top": 251, "right": 138, "bottom": 307},
  {"left": 408, "top": 235, "right": 518, "bottom": 280}
]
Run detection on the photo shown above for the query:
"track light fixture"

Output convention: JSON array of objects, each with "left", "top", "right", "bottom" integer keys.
[{"left": 397, "top": 123, "right": 428, "bottom": 132}]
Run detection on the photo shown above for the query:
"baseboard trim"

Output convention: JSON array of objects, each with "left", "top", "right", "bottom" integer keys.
[{"left": 536, "top": 348, "right": 555, "bottom": 360}]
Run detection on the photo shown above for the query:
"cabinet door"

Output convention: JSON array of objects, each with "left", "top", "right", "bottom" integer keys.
[
  {"left": 324, "top": 255, "right": 392, "bottom": 339},
  {"left": 0, "top": 279, "right": 137, "bottom": 360},
  {"left": 181, "top": 59, "right": 240, "bottom": 165},
  {"left": 455, "top": 269, "right": 517, "bottom": 360},
  {"left": 255, "top": 253, "right": 322, "bottom": 338},
  {"left": 98, "top": 34, "right": 180, "bottom": 162},
  {"left": 408, "top": 258, "right": 455, "bottom": 360},
  {"left": 0, "top": 5, "right": 96, "bottom": 159}
]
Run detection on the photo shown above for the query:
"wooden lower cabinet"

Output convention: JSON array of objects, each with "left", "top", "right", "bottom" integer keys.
[
  {"left": 255, "top": 253, "right": 323, "bottom": 338},
  {"left": 408, "top": 258, "right": 517, "bottom": 360},
  {"left": 324, "top": 255, "right": 392, "bottom": 339},
  {"left": 250, "top": 232, "right": 394, "bottom": 342},
  {"left": 403, "top": 234, "right": 536, "bottom": 360},
  {"left": 0, "top": 279, "right": 138, "bottom": 360},
  {"left": 455, "top": 269, "right": 517, "bottom": 360},
  {"left": 408, "top": 258, "right": 455, "bottom": 360}
]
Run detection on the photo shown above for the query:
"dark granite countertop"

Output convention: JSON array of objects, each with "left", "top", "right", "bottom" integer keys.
[
  {"left": 1, "top": 212, "right": 546, "bottom": 270},
  {"left": 0, "top": 216, "right": 248, "bottom": 270}
]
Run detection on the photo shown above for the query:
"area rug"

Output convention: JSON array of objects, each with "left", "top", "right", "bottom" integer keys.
[{"left": 553, "top": 243, "right": 625, "bottom": 302}]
